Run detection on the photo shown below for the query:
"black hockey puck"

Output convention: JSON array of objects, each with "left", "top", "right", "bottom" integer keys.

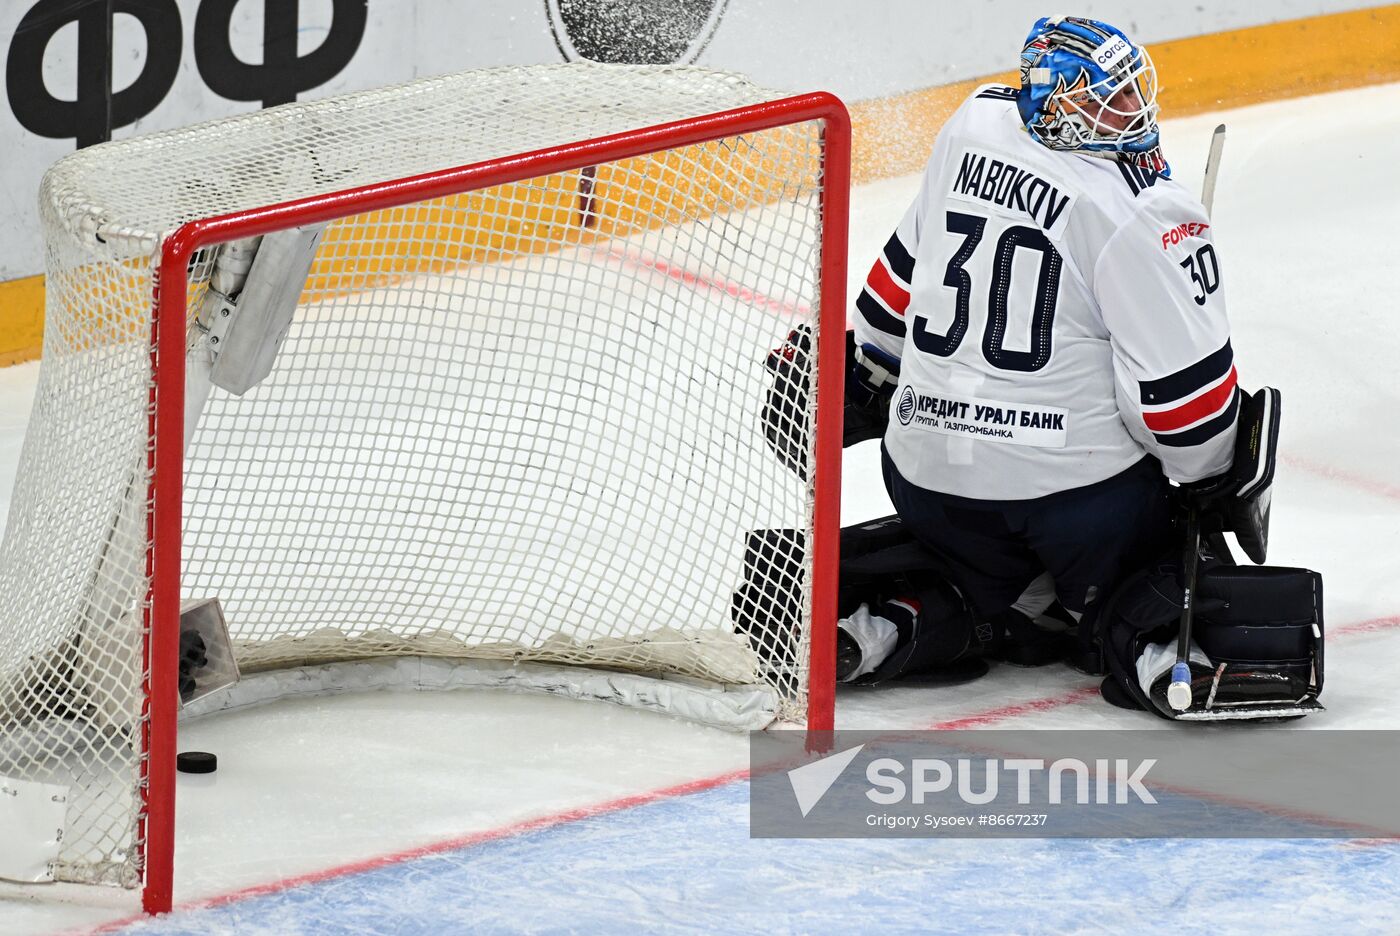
[{"left": 176, "top": 751, "right": 217, "bottom": 774}]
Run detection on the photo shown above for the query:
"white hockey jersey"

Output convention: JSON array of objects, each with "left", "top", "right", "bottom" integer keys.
[{"left": 855, "top": 84, "right": 1239, "bottom": 501}]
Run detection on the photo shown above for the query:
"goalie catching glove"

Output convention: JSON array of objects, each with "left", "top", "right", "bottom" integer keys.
[{"left": 761, "top": 325, "right": 899, "bottom": 479}]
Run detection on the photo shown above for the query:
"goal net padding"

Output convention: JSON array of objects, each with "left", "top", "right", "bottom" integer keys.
[{"left": 0, "top": 64, "right": 847, "bottom": 903}]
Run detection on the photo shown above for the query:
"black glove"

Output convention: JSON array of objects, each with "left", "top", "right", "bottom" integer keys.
[
  {"left": 760, "top": 327, "right": 904, "bottom": 479},
  {"left": 178, "top": 630, "right": 209, "bottom": 701},
  {"left": 761, "top": 326, "right": 815, "bottom": 479},
  {"left": 844, "top": 336, "right": 900, "bottom": 447}
]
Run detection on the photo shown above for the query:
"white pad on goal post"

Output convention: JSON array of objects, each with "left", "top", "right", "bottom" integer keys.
[{"left": 0, "top": 775, "right": 69, "bottom": 884}]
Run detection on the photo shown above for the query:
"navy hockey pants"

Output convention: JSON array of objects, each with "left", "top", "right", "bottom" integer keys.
[{"left": 880, "top": 446, "right": 1173, "bottom": 619}]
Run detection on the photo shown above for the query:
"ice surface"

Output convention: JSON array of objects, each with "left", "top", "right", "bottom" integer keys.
[{"left": 3, "top": 82, "right": 1400, "bottom": 934}]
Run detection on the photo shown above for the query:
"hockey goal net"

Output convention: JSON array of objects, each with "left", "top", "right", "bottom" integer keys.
[{"left": 0, "top": 64, "right": 846, "bottom": 910}]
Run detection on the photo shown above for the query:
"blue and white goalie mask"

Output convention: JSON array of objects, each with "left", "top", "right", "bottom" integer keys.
[{"left": 1018, "top": 16, "right": 1164, "bottom": 165}]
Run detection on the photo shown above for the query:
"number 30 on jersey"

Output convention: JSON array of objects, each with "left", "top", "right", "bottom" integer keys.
[
  {"left": 1179, "top": 243, "right": 1220, "bottom": 306},
  {"left": 913, "top": 210, "right": 1063, "bottom": 373}
]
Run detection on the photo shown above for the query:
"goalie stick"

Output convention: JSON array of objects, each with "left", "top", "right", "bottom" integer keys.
[
  {"left": 1168, "top": 124, "right": 1227, "bottom": 711},
  {"left": 1200, "top": 124, "right": 1226, "bottom": 215}
]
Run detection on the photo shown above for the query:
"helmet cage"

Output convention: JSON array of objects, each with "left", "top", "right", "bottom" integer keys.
[
  {"left": 1042, "top": 47, "right": 1160, "bottom": 153},
  {"left": 1020, "top": 18, "right": 1163, "bottom": 156}
]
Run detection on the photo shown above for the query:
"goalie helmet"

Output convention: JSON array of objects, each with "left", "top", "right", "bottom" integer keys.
[{"left": 1017, "top": 16, "right": 1165, "bottom": 168}]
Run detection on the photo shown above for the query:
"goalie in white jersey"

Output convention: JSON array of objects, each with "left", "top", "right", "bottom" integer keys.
[{"left": 847, "top": 16, "right": 1240, "bottom": 669}]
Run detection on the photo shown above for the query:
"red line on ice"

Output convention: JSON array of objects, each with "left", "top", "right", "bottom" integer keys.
[
  {"left": 602, "top": 245, "right": 810, "bottom": 318},
  {"left": 1282, "top": 454, "right": 1400, "bottom": 502},
  {"left": 1332, "top": 614, "right": 1400, "bottom": 637},
  {"left": 925, "top": 684, "right": 1103, "bottom": 729}
]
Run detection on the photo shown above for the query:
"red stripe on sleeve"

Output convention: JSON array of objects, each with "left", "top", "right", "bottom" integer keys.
[
  {"left": 865, "top": 258, "right": 910, "bottom": 316},
  {"left": 1142, "top": 367, "right": 1238, "bottom": 433}
]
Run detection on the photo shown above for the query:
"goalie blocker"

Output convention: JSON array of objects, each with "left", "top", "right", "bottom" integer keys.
[{"left": 749, "top": 327, "right": 1324, "bottom": 720}]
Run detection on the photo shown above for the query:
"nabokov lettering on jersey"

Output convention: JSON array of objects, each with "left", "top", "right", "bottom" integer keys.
[{"left": 952, "top": 151, "right": 1070, "bottom": 231}]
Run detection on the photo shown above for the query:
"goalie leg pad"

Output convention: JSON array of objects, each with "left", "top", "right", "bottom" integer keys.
[
  {"left": 842, "top": 578, "right": 984, "bottom": 685},
  {"left": 731, "top": 528, "right": 807, "bottom": 694},
  {"left": 1099, "top": 560, "right": 1324, "bottom": 721},
  {"left": 734, "top": 518, "right": 988, "bottom": 687}
]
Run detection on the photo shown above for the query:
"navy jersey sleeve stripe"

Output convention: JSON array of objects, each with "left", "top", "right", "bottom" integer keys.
[
  {"left": 1138, "top": 340, "right": 1233, "bottom": 406},
  {"left": 856, "top": 289, "right": 907, "bottom": 339},
  {"left": 881, "top": 233, "right": 915, "bottom": 284},
  {"left": 1153, "top": 388, "right": 1240, "bottom": 447}
]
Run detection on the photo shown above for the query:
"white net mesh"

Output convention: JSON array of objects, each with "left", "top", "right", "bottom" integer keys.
[{"left": 0, "top": 63, "right": 833, "bottom": 890}]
